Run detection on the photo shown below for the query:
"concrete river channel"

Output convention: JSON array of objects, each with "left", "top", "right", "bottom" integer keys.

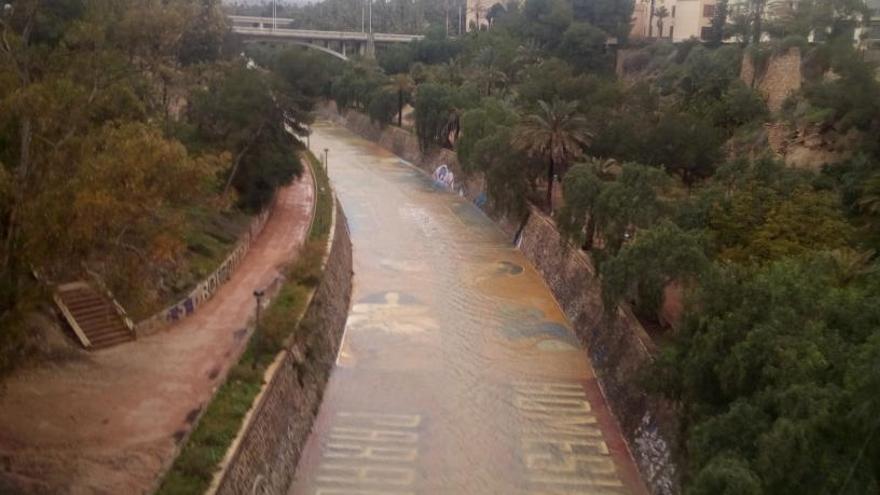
[{"left": 290, "top": 122, "right": 648, "bottom": 495}]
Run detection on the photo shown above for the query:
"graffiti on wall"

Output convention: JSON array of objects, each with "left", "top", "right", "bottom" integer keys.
[
  {"left": 137, "top": 204, "right": 274, "bottom": 335},
  {"left": 432, "top": 164, "right": 455, "bottom": 191}
]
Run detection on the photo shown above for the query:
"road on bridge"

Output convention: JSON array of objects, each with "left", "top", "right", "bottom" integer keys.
[{"left": 290, "top": 122, "right": 649, "bottom": 495}]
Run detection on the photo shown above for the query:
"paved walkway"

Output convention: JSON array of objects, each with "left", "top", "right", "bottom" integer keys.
[{"left": 0, "top": 168, "right": 315, "bottom": 494}]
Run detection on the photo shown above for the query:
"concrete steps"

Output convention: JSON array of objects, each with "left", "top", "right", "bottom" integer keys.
[{"left": 54, "top": 282, "right": 135, "bottom": 350}]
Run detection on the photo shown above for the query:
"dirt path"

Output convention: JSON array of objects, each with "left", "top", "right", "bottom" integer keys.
[{"left": 0, "top": 168, "right": 315, "bottom": 495}]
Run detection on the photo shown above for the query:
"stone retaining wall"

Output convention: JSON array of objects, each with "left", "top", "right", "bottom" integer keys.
[
  {"left": 741, "top": 47, "right": 803, "bottom": 113},
  {"left": 208, "top": 200, "right": 353, "bottom": 495},
  {"left": 136, "top": 203, "right": 275, "bottom": 336},
  {"left": 318, "top": 104, "right": 679, "bottom": 495}
]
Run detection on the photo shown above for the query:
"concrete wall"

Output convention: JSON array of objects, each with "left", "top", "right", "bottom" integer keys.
[
  {"left": 319, "top": 105, "right": 679, "bottom": 495},
  {"left": 672, "top": 0, "right": 712, "bottom": 42},
  {"left": 136, "top": 204, "right": 274, "bottom": 336},
  {"left": 209, "top": 201, "right": 353, "bottom": 495}
]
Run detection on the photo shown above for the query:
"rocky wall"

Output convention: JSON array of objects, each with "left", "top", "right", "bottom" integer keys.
[
  {"left": 209, "top": 201, "right": 352, "bottom": 495},
  {"left": 742, "top": 47, "right": 803, "bottom": 113},
  {"left": 319, "top": 105, "right": 679, "bottom": 495}
]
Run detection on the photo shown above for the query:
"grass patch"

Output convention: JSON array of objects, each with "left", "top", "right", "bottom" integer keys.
[
  {"left": 156, "top": 155, "right": 333, "bottom": 495},
  {"left": 176, "top": 207, "right": 251, "bottom": 297},
  {"left": 306, "top": 151, "right": 333, "bottom": 242}
]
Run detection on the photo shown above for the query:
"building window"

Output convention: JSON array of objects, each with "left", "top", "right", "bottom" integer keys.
[
  {"left": 703, "top": 4, "right": 716, "bottom": 17},
  {"left": 701, "top": 26, "right": 713, "bottom": 39}
]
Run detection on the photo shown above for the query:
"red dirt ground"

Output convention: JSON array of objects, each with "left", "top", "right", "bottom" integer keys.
[{"left": 0, "top": 169, "right": 315, "bottom": 495}]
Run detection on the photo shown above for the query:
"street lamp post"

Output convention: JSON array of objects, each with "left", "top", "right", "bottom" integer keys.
[
  {"left": 324, "top": 148, "right": 329, "bottom": 173},
  {"left": 252, "top": 289, "right": 265, "bottom": 370}
]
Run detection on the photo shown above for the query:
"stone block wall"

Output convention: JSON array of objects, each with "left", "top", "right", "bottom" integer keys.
[
  {"left": 741, "top": 47, "right": 803, "bottom": 113},
  {"left": 517, "top": 211, "right": 678, "bottom": 495},
  {"left": 209, "top": 202, "right": 353, "bottom": 495},
  {"left": 319, "top": 106, "right": 679, "bottom": 495}
]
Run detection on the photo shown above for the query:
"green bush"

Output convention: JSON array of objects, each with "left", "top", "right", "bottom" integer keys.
[{"left": 366, "top": 89, "right": 399, "bottom": 126}]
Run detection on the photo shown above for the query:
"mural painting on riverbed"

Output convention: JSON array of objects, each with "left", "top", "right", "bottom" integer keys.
[
  {"left": 336, "top": 291, "right": 440, "bottom": 369},
  {"left": 514, "top": 381, "right": 631, "bottom": 494},
  {"left": 310, "top": 412, "right": 423, "bottom": 495},
  {"left": 313, "top": 109, "right": 673, "bottom": 494}
]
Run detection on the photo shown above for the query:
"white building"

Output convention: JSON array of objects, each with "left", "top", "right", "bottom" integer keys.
[
  {"left": 630, "top": 0, "right": 718, "bottom": 41},
  {"left": 467, "top": 0, "right": 523, "bottom": 31}
]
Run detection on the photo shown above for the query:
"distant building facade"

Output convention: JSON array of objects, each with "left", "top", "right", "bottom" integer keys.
[
  {"left": 630, "top": 0, "right": 880, "bottom": 46},
  {"left": 630, "top": 0, "right": 718, "bottom": 42},
  {"left": 467, "top": 0, "right": 522, "bottom": 31}
]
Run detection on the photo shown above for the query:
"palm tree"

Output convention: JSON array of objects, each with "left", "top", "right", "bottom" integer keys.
[
  {"left": 513, "top": 100, "right": 592, "bottom": 213},
  {"left": 474, "top": 46, "right": 508, "bottom": 96},
  {"left": 386, "top": 74, "right": 414, "bottom": 127},
  {"left": 654, "top": 6, "right": 670, "bottom": 38}
]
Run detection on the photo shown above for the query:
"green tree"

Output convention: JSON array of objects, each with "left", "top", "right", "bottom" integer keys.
[
  {"left": 386, "top": 73, "right": 414, "bottom": 127},
  {"left": 513, "top": 99, "right": 591, "bottom": 213},
  {"left": 413, "top": 83, "right": 475, "bottom": 149},
  {"left": 558, "top": 22, "right": 610, "bottom": 73},
  {"left": 650, "top": 256, "right": 880, "bottom": 494},
  {"left": 520, "top": 0, "right": 573, "bottom": 49},
  {"left": 708, "top": 0, "right": 729, "bottom": 45},
  {"left": 601, "top": 221, "right": 709, "bottom": 319},
  {"left": 645, "top": 112, "right": 724, "bottom": 186},
  {"left": 458, "top": 97, "right": 534, "bottom": 216},
  {"left": 708, "top": 184, "right": 853, "bottom": 264},
  {"left": 178, "top": 0, "right": 229, "bottom": 65},
  {"left": 592, "top": 162, "right": 666, "bottom": 255},
  {"left": 378, "top": 43, "right": 416, "bottom": 74},
  {"left": 187, "top": 63, "right": 308, "bottom": 209},
  {"left": 272, "top": 47, "right": 342, "bottom": 102},
  {"left": 654, "top": 6, "right": 670, "bottom": 37},
  {"left": 367, "top": 88, "right": 399, "bottom": 126},
  {"left": 572, "top": 0, "right": 636, "bottom": 41},
  {"left": 556, "top": 160, "right": 606, "bottom": 250},
  {"left": 688, "top": 456, "right": 763, "bottom": 495}
]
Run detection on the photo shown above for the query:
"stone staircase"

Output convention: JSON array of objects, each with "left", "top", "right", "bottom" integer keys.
[{"left": 54, "top": 282, "right": 136, "bottom": 350}]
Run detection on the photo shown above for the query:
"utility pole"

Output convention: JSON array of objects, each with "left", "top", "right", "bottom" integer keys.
[
  {"left": 252, "top": 289, "right": 265, "bottom": 370},
  {"left": 459, "top": 3, "right": 463, "bottom": 35},
  {"left": 445, "top": 0, "right": 450, "bottom": 37},
  {"left": 362, "top": 0, "right": 365, "bottom": 32},
  {"left": 272, "top": 0, "right": 277, "bottom": 31},
  {"left": 324, "top": 149, "right": 330, "bottom": 173},
  {"left": 366, "top": 0, "right": 375, "bottom": 59}
]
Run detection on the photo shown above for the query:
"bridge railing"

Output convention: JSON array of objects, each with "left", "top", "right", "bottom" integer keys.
[{"left": 230, "top": 25, "right": 423, "bottom": 43}]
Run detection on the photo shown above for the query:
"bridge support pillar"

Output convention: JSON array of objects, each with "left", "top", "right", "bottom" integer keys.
[
  {"left": 342, "top": 41, "right": 347, "bottom": 57},
  {"left": 365, "top": 34, "right": 376, "bottom": 59}
]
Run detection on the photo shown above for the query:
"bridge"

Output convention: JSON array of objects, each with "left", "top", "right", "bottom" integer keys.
[{"left": 229, "top": 15, "right": 424, "bottom": 61}]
